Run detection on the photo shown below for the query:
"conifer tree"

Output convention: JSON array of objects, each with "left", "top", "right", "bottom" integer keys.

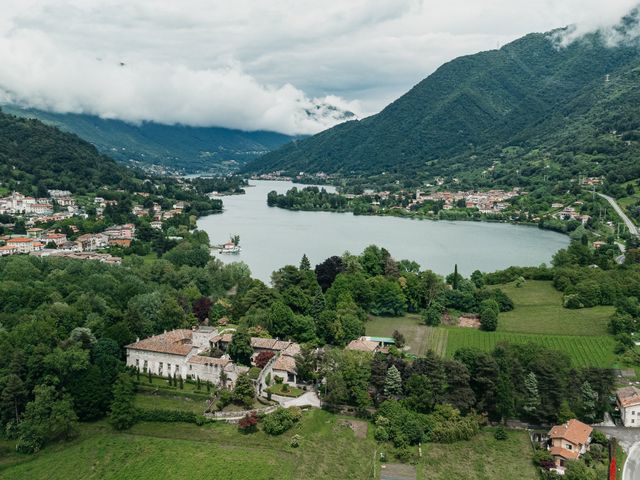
[
  {"left": 523, "top": 372, "right": 540, "bottom": 418},
  {"left": 384, "top": 365, "right": 402, "bottom": 398},
  {"left": 300, "top": 254, "right": 311, "bottom": 271},
  {"left": 110, "top": 374, "right": 136, "bottom": 430},
  {"left": 581, "top": 381, "right": 598, "bottom": 423}
]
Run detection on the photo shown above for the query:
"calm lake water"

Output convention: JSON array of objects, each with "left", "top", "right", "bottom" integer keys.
[{"left": 197, "top": 180, "right": 569, "bottom": 283}]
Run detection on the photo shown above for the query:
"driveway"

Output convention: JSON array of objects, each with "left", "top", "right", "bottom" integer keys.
[{"left": 283, "top": 391, "right": 321, "bottom": 408}]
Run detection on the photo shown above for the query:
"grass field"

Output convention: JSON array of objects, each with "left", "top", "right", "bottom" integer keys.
[
  {"left": 442, "top": 328, "right": 616, "bottom": 367},
  {"left": 419, "top": 429, "right": 538, "bottom": 480},
  {"left": 135, "top": 393, "right": 207, "bottom": 414},
  {"left": 1, "top": 410, "right": 377, "bottom": 480},
  {"left": 496, "top": 281, "right": 613, "bottom": 336},
  {"left": 367, "top": 313, "right": 428, "bottom": 355}
]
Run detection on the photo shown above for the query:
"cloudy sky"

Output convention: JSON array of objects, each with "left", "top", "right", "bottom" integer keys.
[{"left": 0, "top": 0, "right": 638, "bottom": 134}]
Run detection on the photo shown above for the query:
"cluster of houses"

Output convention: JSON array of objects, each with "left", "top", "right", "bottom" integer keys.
[
  {"left": 0, "top": 223, "right": 135, "bottom": 263},
  {"left": 552, "top": 202, "right": 591, "bottom": 224},
  {"left": 125, "top": 327, "right": 301, "bottom": 389},
  {"left": 411, "top": 188, "right": 522, "bottom": 214},
  {"left": 129, "top": 198, "right": 187, "bottom": 225}
]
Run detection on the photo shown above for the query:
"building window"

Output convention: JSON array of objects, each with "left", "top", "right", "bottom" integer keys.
[
  {"left": 566, "top": 444, "right": 572, "bottom": 450},
  {"left": 159, "top": 362, "right": 163, "bottom": 374},
  {"left": 167, "top": 363, "right": 171, "bottom": 371},
  {"left": 143, "top": 360, "right": 148, "bottom": 370},
  {"left": 135, "top": 359, "right": 139, "bottom": 368},
  {"left": 633, "top": 419, "right": 635, "bottom": 424}
]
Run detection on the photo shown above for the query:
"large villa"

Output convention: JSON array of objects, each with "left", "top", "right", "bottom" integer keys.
[{"left": 125, "top": 327, "right": 302, "bottom": 388}]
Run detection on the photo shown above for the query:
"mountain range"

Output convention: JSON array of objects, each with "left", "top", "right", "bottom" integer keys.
[
  {"left": 1, "top": 105, "right": 296, "bottom": 174},
  {"left": 250, "top": 17, "right": 640, "bottom": 187}
]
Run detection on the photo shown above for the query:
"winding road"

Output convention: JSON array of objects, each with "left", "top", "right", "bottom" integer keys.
[
  {"left": 597, "top": 193, "right": 639, "bottom": 237},
  {"left": 624, "top": 442, "right": 640, "bottom": 480}
]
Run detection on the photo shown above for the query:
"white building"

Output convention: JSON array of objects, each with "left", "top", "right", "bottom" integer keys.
[
  {"left": 125, "top": 327, "right": 248, "bottom": 388},
  {"left": 617, "top": 386, "right": 640, "bottom": 427}
]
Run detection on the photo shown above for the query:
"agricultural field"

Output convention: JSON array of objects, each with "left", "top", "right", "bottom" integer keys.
[
  {"left": 0, "top": 410, "right": 377, "bottom": 480},
  {"left": 495, "top": 281, "right": 613, "bottom": 336},
  {"left": 418, "top": 429, "right": 538, "bottom": 480},
  {"left": 442, "top": 329, "right": 616, "bottom": 367}
]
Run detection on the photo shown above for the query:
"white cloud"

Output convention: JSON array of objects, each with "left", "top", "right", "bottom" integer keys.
[{"left": 0, "top": 0, "right": 638, "bottom": 134}]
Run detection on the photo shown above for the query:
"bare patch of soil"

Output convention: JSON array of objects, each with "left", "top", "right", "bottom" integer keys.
[
  {"left": 338, "top": 419, "right": 368, "bottom": 439},
  {"left": 458, "top": 315, "right": 480, "bottom": 329}
]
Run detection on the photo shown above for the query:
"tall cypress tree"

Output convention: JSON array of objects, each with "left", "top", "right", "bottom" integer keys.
[{"left": 523, "top": 372, "right": 541, "bottom": 418}]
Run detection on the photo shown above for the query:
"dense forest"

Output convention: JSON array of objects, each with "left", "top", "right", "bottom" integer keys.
[
  {"left": 250, "top": 12, "right": 640, "bottom": 192},
  {"left": 0, "top": 109, "right": 139, "bottom": 195}
]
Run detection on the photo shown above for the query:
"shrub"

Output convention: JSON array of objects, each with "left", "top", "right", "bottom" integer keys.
[
  {"left": 238, "top": 412, "right": 258, "bottom": 433},
  {"left": 262, "top": 407, "right": 301, "bottom": 435},
  {"left": 274, "top": 375, "right": 284, "bottom": 384},
  {"left": 290, "top": 434, "right": 301, "bottom": 448},
  {"left": 135, "top": 408, "right": 197, "bottom": 424},
  {"left": 590, "top": 430, "right": 608, "bottom": 446},
  {"left": 479, "top": 306, "right": 498, "bottom": 332},
  {"left": 494, "top": 426, "right": 508, "bottom": 440},
  {"left": 374, "top": 426, "right": 389, "bottom": 442},
  {"left": 255, "top": 351, "right": 275, "bottom": 368},
  {"left": 563, "top": 294, "right": 584, "bottom": 309}
]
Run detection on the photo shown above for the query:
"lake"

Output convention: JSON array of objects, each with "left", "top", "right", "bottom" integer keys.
[{"left": 197, "top": 180, "right": 569, "bottom": 283}]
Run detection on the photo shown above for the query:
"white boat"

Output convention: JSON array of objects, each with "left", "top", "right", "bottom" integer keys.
[{"left": 218, "top": 242, "right": 241, "bottom": 254}]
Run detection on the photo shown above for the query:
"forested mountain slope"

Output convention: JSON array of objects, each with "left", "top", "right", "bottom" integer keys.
[
  {"left": 251, "top": 21, "right": 640, "bottom": 186},
  {"left": 0, "top": 109, "right": 140, "bottom": 195},
  {"left": 2, "top": 106, "right": 295, "bottom": 173}
]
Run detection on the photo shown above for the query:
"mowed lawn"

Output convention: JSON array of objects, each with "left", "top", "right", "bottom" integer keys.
[
  {"left": 135, "top": 393, "right": 207, "bottom": 414},
  {"left": 495, "top": 281, "right": 613, "bottom": 336},
  {"left": 1, "top": 410, "right": 377, "bottom": 480},
  {"left": 420, "top": 429, "right": 538, "bottom": 480},
  {"left": 367, "top": 313, "right": 430, "bottom": 355}
]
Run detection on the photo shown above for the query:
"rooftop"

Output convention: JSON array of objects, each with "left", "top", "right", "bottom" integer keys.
[
  {"left": 617, "top": 386, "right": 640, "bottom": 408},
  {"left": 548, "top": 419, "right": 592, "bottom": 446},
  {"left": 126, "top": 329, "right": 194, "bottom": 356},
  {"left": 346, "top": 338, "right": 379, "bottom": 352},
  {"left": 272, "top": 355, "right": 297, "bottom": 374}
]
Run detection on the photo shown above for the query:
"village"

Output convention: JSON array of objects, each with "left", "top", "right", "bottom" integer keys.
[{"left": 0, "top": 189, "right": 190, "bottom": 263}]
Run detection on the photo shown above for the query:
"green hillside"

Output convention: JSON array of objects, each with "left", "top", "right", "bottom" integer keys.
[
  {"left": 3, "top": 106, "right": 295, "bottom": 173},
  {"left": 0, "top": 109, "right": 140, "bottom": 195},
  {"left": 251, "top": 17, "right": 640, "bottom": 188}
]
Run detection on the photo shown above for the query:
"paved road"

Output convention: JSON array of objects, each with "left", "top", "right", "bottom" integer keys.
[
  {"left": 624, "top": 442, "right": 640, "bottom": 480},
  {"left": 598, "top": 193, "right": 639, "bottom": 237},
  {"left": 593, "top": 427, "right": 640, "bottom": 480}
]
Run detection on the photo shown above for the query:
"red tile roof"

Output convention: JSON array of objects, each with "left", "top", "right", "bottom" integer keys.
[
  {"left": 272, "top": 355, "right": 297, "bottom": 374},
  {"left": 549, "top": 446, "right": 580, "bottom": 460},
  {"left": 548, "top": 419, "right": 592, "bottom": 447},
  {"left": 346, "top": 338, "right": 379, "bottom": 352},
  {"left": 126, "top": 329, "right": 194, "bottom": 356}
]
